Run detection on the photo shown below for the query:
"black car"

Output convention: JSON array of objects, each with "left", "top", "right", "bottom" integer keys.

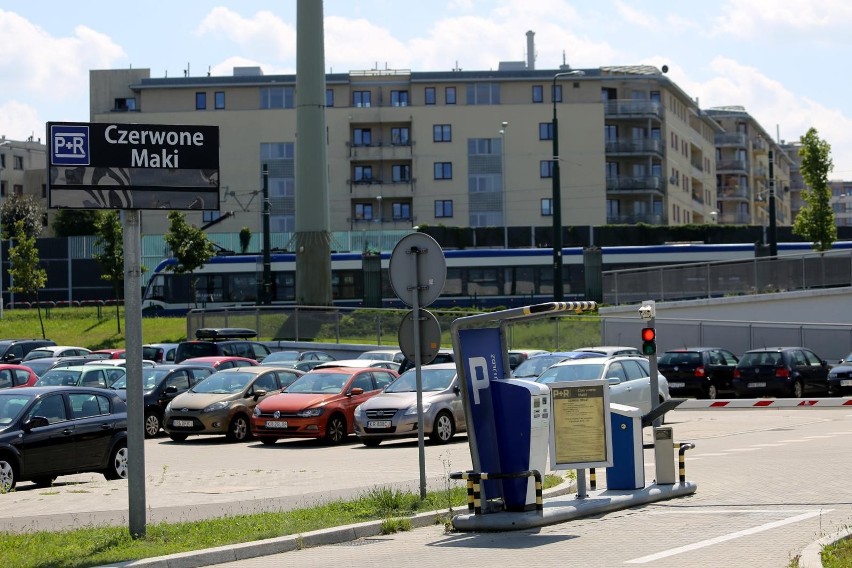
[
  {"left": 397, "top": 349, "right": 456, "bottom": 375},
  {"left": 657, "top": 347, "right": 739, "bottom": 399},
  {"left": 0, "top": 339, "right": 57, "bottom": 365},
  {"left": 0, "top": 386, "right": 128, "bottom": 491},
  {"left": 175, "top": 328, "right": 271, "bottom": 363},
  {"left": 732, "top": 347, "right": 830, "bottom": 398},
  {"left": 827, "top": 351, "right": 852, "bottom": 396},
  {"left": 110, "top": 364, "right": 213, "bottom": 437}
]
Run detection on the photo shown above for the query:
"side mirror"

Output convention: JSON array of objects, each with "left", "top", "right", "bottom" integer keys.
[
  {"left": 349, "top": 387, "right": 365, "bottom": 396},
  {"left": 607, "top": 377, "right": 621, "bottom": 385},
  {"left": 23, "top": 416, "right": 49, "bottom": 431},
  {"left": 253, "top": 389, "right": 268, "bottom": 399},
  {"left": 164, "top": 385, "right": 178, "bottom": 394}
]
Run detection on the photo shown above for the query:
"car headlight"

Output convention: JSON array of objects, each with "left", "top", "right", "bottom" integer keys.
[
  {"left": 165, "top": 401, "right": 173, "bottom": 412},
  {"left": 203, "top": 401, "right": 230, "bottom": 413},
  {"left": 253, "top": 406, "right": 262, "bottom": 417},
  {"left": 354, "top": 405, "right": 363, "bottom": 419},
  {"left": 297, "top": 408, "right": 324, "bottom": 418},
  {"left": 404, "top": 402, "right": 431, "bottom": 416}
]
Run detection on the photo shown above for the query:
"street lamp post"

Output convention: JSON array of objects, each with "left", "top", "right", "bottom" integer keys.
[
  {"left": 551, "top": 72, "right": 579, "bottom": 301},
  {"left": 0, "top": 140, "right": 9, "bottom": 319},
  {"left": 499, "top": 121, "right": 508, "bottom": 248},
  {"left": 768, "top": 150, "right": 777, "bottom": 257}
]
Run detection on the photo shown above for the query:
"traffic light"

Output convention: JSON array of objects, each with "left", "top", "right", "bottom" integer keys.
[{"left": 641, "top": 327, "right": 656, "bottom": 355}]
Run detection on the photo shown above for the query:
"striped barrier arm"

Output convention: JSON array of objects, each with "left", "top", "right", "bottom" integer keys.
[{"left": 678, "top": 398, "right": 852, "bottom": 410}]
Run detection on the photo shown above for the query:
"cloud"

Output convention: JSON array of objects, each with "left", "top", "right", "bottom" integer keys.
[
  {"left": 196, "top": 7, "right": 297, "bottom": 60},
  {"left": 0, "top": 101, "right": 42, "bottom": 141},
  {"left": 714, "top": 0, "right": 852, "bottom": 38}
]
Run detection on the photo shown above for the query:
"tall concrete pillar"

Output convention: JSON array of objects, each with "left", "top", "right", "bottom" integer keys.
[{"left": 295, "top": 0, "right": 332, "bottom": 305}]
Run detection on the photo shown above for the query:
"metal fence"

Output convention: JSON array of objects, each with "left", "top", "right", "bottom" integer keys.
[{"left": 603, "top": 248, "right": 852, "bottom": 306}]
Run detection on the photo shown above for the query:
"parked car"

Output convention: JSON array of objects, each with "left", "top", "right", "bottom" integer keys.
[
  {"left": 357, "top": 350, "right": 405, "bottom": 364},
  {"left": 397, "top": 349, "right": 455, "bottom": 375},
  {"left": 573, "top": 346, "right": 643, "bottom": 357},
  {"left": 19, "top": 356, "right": 105, "bottom": 377},
  {"left": 0, "top": 386, "right": 128, "bottom": 491},
  {"left": 263, "top": 350, "right": 336, "bottom": 365},
  {"left": 35, "top": 365, "right": 125, "bottom": 388},
  {"left": 0, "top": 364, "right": 39, "bottom": 389},
  {"left": 109, "top": 364, "right": 214, "bottom": 437},
  {"left": 174, "top": 328, "right": 271, "bottom": 363},
  {"left": 656, "top": 347, "right": 740, "bottom": 399},
  {"left": 354, "top": 362, "right": 465, "bottom": 446},
  {"left": 512, "top": 351, "right": 603, "bottom": 379},
  {"left": 23, "top": 346, "right": 92, "bottom": 361},
  {"left": 507, "top": 349, "right": 549, "bottom": 371},
  {"left": 536, "top": 356, "right": 670, "bottom": 416},
  {"left": 163, "top": 366, "right": 294, "bottom": 442},
  {"left": 142, "top": 343, "right": 179, "bottom": 364},
  {"left": 83, "top": 359, "right": 156, "bottom": 369},
  {"left": 313, "top": 359, "right": 401, "bottom": 372},
  {"left": 0, "top": 339, "right": 57, "bottom": 365},
  {"left": 178, "top": 356, "right": 259, "bottom": 371},
  {"left": 89, "top": 349, "right": 127, "bottom": 359},
  {"left": 828, "top": 352, "right": 852, "bottom": 396},
  {"left": 732, "top": 347, "right": 831, "bottom": 398},
  {"left": 251, "top": 366, "right": 398, "bottom": 445}
]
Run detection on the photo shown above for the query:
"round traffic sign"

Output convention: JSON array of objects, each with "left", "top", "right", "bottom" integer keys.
[
  {"left": 397, "top": 309, "right": 442, "bottom": 366},
  {"left": 389, "top": 232, "right": 446, "bottom": 308}
]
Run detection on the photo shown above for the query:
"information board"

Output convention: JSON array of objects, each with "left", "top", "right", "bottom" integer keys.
[{"left": 548, "top": 380, "right": 613, "bottom": 470}]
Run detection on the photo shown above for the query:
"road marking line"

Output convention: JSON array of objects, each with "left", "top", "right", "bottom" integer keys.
[
  {"left": 802, "top": 435, "right": 834, "bottom": 439},
  {"left": 779, "top": 439, "right": 809, "bottom": 443},
  {"left": 648, "top": 509, "right": 821, "bottom": 515},
  {"left": 727, "top": 448, "right": 760, "bottom": 452},
  {"left": 624, "top": 510, "right": 829, "bottom": 564},
  {"left": 695, "top": 452, "right": 728, "bottom": 456},
  {"left": 751, "top": 443, "right": 784, "bottom": 447}
]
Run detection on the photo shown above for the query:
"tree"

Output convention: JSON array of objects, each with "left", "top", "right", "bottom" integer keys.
[
  {"left": 52, "top": 209, "right": 101, "bottom": 237},
  {"left": 239, "top": 227, "right": 252, "bottom": 254},
  {"left": 93, "top": 211, "right": 125, "bottom": 333},
  {"left": 164, "top": 211, "right": 215, "bottom": 308},
  {"left": 8, "top": 220, "right": 47, "bottom": 338},
  {"left": 0, "top": 194, "right": 44, "bottom": 240},
  {"left": 792, "top": 127, "right": 837, "bottom": 252}
]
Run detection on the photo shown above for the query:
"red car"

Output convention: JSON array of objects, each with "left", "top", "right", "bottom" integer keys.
[
  {"left": 178, "top": 356, "right": 259, "bottom": 371},
  {"left": 0, "top": 364, "right": 39, "bottom": 389},
  {"left": 251, "top": 366, "right": 398, "bottom": 444},
  {"left": 90, "top": 349, "right": 127, "bottom": 359}
]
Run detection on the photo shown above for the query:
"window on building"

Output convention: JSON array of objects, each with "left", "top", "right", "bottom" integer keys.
[
  {"left": 353, "top": 128, "right": 372, "bottom": 146},
  {"left": 604, "top": 124, "right": 618, "bottom": 141},
  {"left": 391, "top": 90, "right": 409, "bottom": 107},
  {"left": 214, "top": 92, "right": 225, "bottom": 109},
  {"left": 540, "top": 160, "right": 554, "bottom": 178},
  {"left": 532, "top": 85, "right": 544, "bottom": 103},
  {"left": 392, "top": 202, "right": 411, "bottom": 220},
  {"left": 434, "top": 162, "right": 452, "bottom": 179},
  {"left": 606, "top": 162, "right": 619, "bottom": 177},
  {"left": 41, "top": 184, "right": 46, "bottom": 198},
  {"left": 539, "top": 123, "right": 553, "bottom": 140},
  {"left": 650, "top": 90, "right": 661, "bottom": 103},
  {"left": 354, "top": 166, "right": 373, "bottom": 182},
  {"left": 466, "top": 83, "right": 500, "bottom": 105},
  {"left": 552, "top": 84, "right": 563, "bottom": 103},
  {"left": 260, "top": 87, "right": 295, "bottom": 109},
  {"left": 13, "top": 184, "right": 23, "bottom": 197},
  {"left": 326, "top": 89, "right": 334, "bottom": 107},
  {"left": 445, "top": 87, "right": 457, "bottom": 104},
  {"left": 0, "top": 154, "right": 5, "bottom": 168},
  {"left": 0, "top": 181, "right": 5, "bottom": 197},
  {"left": 392, "top": 164, "right": 411, "bottom": 182},
  {"left": 424, "top": 87, "right": 436, "bottom": 105},
  {"left": 196, "top": 92, "right": 207, "bottom": 110},
  {"left": 14, "top": 156, "right": 23, "bottom": 170},
  {"left": 353, "top": 91, "right": 371, "bottom": 107},
  {"left": 435, "top": 200, "right": 453, "bottom": 218},
  {"left": 203, "top": 211, "right": 221, "bottom": 223},
  {"left": 354, "top": 203, "right": 374, "bottom": 220},
  {"left": 391, "top": 127, "right": 410, "bottom": 145},
  {"left": 433, "top": 124, "right": 452, "bottom": 142},
  {"left": 114, "top": 97, "right": 136, "bottom": 111},
  {"left": 541, "top": 198, "right": 553, "bottom": 216},
  {"left": 467, "top": 139, "right": 495, "bottom": 155}
]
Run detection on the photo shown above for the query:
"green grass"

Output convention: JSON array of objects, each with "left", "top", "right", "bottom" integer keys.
[
  {"left": 821, "top": 534, "right": 852, "bottom": 567},
  {"left": 0, "top": 475, "right": 567, "bottom": 568}
]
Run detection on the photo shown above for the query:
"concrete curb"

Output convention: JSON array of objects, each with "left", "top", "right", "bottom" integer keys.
[{"left": 799, "top": 528, "right": 852, "bottom": 568}]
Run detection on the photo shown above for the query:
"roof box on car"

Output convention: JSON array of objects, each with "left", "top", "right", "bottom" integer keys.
[{"left": 194, "top": 328, "right": 258, "bottom": 340}]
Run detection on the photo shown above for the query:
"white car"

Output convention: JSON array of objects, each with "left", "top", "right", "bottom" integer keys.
[
  {"left": 535, "top": 356, "right": 669, "bottom": 415},
  {"left": 357, "top": 350, "right": 405, "bottom": 364},
  {"left": 313, "top": 359, "right": 401, "bottom": 372},
  {"left": 22, "top": 346, "right": 92, "bottom": 361}
]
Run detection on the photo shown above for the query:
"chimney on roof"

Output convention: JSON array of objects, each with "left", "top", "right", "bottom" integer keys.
[{"left": 526, "top": 31, "right": 535, "bottom": 70}]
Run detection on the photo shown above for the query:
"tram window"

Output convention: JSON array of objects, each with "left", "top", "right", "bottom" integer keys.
[
  {"left": 274, "top": 272, "right": 295, "bottom": 301},
  {"left": 443, "top": 268, "right": 463, "bottom": 295},
  {"left": 467, "top": 268, "right": 499, "bottom": 296},
  {"left": 507, "top": 267, "right": 535, "bottom": 295},
  {"left": 538, "top": 266, "right": 554, "bottom": 295},
  {"left": 198, "top": 274, "right": 224, "bottom": 303},
  {"left": 333, "top": 271, "right": 357, "bottom": 299},
  {"left": 228, "top": 275, "right": 258, "bottom": 303}
]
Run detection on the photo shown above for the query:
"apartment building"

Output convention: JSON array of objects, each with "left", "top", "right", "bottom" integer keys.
[
  {"left": 87, "top": 62, "right": 719, "bottom": 238},
  {"left": 705, "top": 107, "right": 793, "bottom": 227},
  {"left": 0, "top": 136, "right": 47, "bottom": 230}
]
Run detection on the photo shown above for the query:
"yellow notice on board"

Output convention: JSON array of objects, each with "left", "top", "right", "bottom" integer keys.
[{"left": 551, "top": 384, "right": 607, "bottom": 464}]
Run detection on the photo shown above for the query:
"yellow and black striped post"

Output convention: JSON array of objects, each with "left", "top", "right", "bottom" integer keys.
[
  {"left": 677, "top": 442, "right": 695, "bottom": 483},
  {"left": 589, "top": 468, "right": 597, "bottom": 491},
  {"left": 450, "top": 470, "right": 543, "bottom": 515}
]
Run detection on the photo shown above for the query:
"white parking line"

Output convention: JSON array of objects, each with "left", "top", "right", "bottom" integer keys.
[
  {"left": 751, "top": 443, "right": 784, "bottom": 447},
  {"left": 727, "top": 448, "right": 761, "bottom": 452},
  {"left": 695, "top": 452, "right": 728, "bottom": 456},
  {"left": 624, "top": 510, "right": 829, "bottom": 564}
]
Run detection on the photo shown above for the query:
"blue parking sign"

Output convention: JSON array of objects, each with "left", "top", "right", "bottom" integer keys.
[{"left": 50, "top": 124, "right": 90, "bottom": 165}]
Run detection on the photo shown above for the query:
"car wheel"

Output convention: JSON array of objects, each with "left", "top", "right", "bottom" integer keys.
[
  {"left": 706, "top": 383, "right": 719, "bottom": 400},
  {"left": 259, "top": 437, "right": 277, "bottom": 446},
  {"left": 324, "top": 414, "right": 347, "bottom": 444},
  {"left": 144, "top": 412, "right": 161, "bottom": 438},
  {"left": 430, "top": 411, "right": 455, "bottom": 444},
  {"left": 168, "top": 433, "right": 188, "bottom": 442},
  {"left": 103, "top": 442, "right": 128, "bottom": 481},
  {"left": 361, "top": 437, "right": 382, "bottom": 447},
  {"left": 793, "top": 380, "right": 805, "bottom": 398},
  {"left": 226, "top": 415, "right": 251, "bottom": 442},
  {"left": 31, "top": 476, "right": 56, "bottom": 487},
  {"left": 0, "top": 458, "right": 17, "bottom": 492}
]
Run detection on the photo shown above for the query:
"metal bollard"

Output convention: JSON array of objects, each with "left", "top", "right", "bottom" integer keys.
[
  {"left": 589, "top": 468, "right": 597, "bottom": 491},
  {"left": 677, "top": 442, "right": 695, "bottom": 483}
]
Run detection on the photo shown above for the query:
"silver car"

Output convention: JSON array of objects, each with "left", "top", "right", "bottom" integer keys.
[{"left": 353, "top": 363, "right": 465, "bottom": 446}]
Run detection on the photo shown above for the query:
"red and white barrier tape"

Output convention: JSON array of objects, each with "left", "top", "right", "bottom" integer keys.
[{"left": 677, "top": 398, "right": 852, "bottom": 410}]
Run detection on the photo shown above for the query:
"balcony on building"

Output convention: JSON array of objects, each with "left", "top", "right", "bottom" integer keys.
[
  {"left": 606, "top": 175, "right": 664, "bottom": 194},
  {"left": 604, "top": 138, "right": 664, "bottom": 157},
  {"left": 606, "top": 211, "right": 667, "bottom": 225},
  {"left": 719, "top": 212, "right": 751, "bottom": 224},
  {"left": 717, "top": 184, "right": 750, "bottom": 201},
  {"left": 715, "top": 132, "right": 748, "bottom": 148},
  {"left": 717, "top": 159, "right": 749, "bottom": 174},
  {"left": 752, "top": 137, "right": 768, "bottom": 154},
  {"left": 753, "top": 164, "right": 768, "bottom": 180},
  {"left": 604, "top": 100, "right": 665, "bottom": 120}
]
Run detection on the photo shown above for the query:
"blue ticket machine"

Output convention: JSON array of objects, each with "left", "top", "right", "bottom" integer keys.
[{"left": 606, "top": 403, "right": 644, "bottom": 490}]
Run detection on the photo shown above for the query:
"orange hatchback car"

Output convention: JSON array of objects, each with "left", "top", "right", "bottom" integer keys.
[{"left": 251, "top": 366, "right": 397, "bottom": 444}]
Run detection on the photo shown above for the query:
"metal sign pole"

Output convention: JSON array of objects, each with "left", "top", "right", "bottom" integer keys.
[{"left": 409, "top": 245, "right": 427, "bottom": 500}]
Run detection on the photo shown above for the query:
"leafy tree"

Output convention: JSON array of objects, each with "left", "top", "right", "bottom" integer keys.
[
  {"left": 164, "top": 211, "right": 215, "bottom": 308},
  {"left": 52, "top": 209, "right": 101, "bottom": 237},
  {"left": 93, "top": 211, "right": 125, "bottom": 333},
  {"left": 239, "top": 227, "right": 252, "bottom": 254},
  {"left": 8, "top": 220, "right": 47, "bottom": 338},
  {"left": 792, "top": 127, "right": 837, "bottom": 252},
  {"left": 0, "top": 194, "right": 44, "bottom": 240}
]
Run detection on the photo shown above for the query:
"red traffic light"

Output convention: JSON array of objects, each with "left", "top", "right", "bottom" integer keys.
[{"left": 641, "top": 327, "right": 656, "bottom": 342}]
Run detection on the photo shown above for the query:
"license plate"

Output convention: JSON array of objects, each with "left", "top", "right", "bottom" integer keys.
[
  {"left": 172, "top": 419, "right": 193, "bottom": 428},
  {"left": 748, "top": 382, "right": 766, "bottom": 388},
  {"left": 368, "top": 420, "right": 392, "bottom": 428},
  {"left": 669, "top": 382, "right": 685, "bottom": 388},
  {"left": 841, "top": 380, "right": 852, "bottom": 387},
  {"left": 265, "top": 420, "right": 288, "bottom": 428}
]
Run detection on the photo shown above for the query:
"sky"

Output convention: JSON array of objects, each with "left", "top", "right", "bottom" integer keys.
[{"left": 2, "top": 0, "right": 852, "bottom": 177}]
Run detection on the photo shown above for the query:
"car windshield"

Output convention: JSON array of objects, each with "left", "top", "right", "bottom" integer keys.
[
  {"left": 24, "top": 349, "right": 54, "bottom": 361},
  {"left": 142, "top": 346, "right": 162, "bottom": 360},
  {"left": 537, "top": 363, "right": 606, "bottom": 384},
  {"left": 286, "top": 372, "right": 348, "bottom": 394},
  {"left": 192, "top": 372, "right": 252, "bottom": 394},
  {"left": 21, "top": 360, "right": 55, "bottom": 376},
  {"left": 358, "top": 352, "right": 392, "bottom": 361},
  {"left": 513, "top": 355, "right": 564, "bottom": 378},
  {"left": 36, "top": 370, "right": 82, "bottom": 386},
  {"left": 110, "top": 368, "right": 167, "bottom": 390},
  {"left": 658, "top": 352, "right": 701, "bottom": 365},
  {"left": 740, "top": 352, "right": 781, "bottom": 366},
  {"left": 0, "top": 393, "right": 33, "bottom": 426},
  {"left": 386, "top": 369, "right": 454, "bottom": 392},
  {"left": 263, "top": 351, "right": 300, "bottom": 363}
]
